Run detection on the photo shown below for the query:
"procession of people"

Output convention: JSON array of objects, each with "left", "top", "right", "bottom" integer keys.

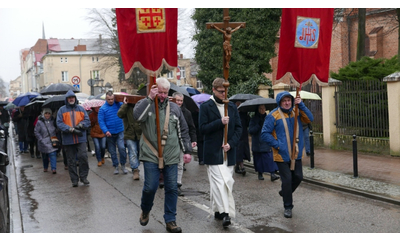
[{"left": 5, "top": 80, "right": 313, "bottom": 233}]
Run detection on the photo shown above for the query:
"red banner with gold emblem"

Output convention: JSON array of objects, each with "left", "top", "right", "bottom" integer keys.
[
  {"left": 277, "top": 8, "right": 334, "bottom": 86},
  {"left": 116, "top": 8, "right": 178, "bottom": 78}
]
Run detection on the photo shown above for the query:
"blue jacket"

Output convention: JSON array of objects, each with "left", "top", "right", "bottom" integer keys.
[
  {"left": 98, "top": 100, "right": 124, "bottom": 134},
  {"left": 261, "top": 91, "right": 313, "bottom": 162},
  {"left": 56, "top": 90, "right": 90, "bottom": 145}
]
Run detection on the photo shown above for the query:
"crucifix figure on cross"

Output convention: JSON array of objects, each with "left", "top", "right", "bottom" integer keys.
[
  {"left": 210, "top": 23, "right": 244, "bottom": 69},
  {"left": 207, "top": 9, "right": 246, "bottom": 74}
]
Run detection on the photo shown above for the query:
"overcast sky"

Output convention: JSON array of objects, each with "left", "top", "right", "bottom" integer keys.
[{"left": 0, "top": 7, "right": 197, "bottom": 84}]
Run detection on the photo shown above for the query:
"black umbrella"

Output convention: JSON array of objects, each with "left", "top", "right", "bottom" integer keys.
[
  {"left": 40, "top": 83, "right": 80, "bottom": 95},
  {"left": 229, "top": 94, "right": 263, "bottom": 102},
  {"left": 0, "top": 101, "right": 8, "bottom": 106},
  {"left": 41, "top": 95, "right": 66, "bottom": 111},
  {"left": 168, "top": 82, "right": 199, "bottom": 112},
  {"left": 25, "top": 99, "right": 47, "bottom": 116},
  {"left": 237, "top": 97, "right": 277, "bottom": 112}
]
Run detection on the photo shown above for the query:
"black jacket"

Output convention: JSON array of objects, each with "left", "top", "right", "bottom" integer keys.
[{"left": 199, "top": 98, "right": 242, "bottom": 166}]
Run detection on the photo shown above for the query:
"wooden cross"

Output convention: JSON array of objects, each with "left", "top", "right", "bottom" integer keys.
[
  {"left": 206, "top": 8, "right": 246, "bottom": 80},
  {"left": 206, "top": 8, "right": 246, "bottom": 160}
]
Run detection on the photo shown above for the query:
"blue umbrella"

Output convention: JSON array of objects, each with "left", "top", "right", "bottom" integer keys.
[
  {"left": 186, "top": 87, "right": 201, "bottom": 96},
  {"left": 12, "top": 92, "right": 40, "bottom": 107}
]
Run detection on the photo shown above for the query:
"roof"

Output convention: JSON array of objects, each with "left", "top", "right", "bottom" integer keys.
[{"left": 47, "top": 38, "right": 114, "bottom": 53}]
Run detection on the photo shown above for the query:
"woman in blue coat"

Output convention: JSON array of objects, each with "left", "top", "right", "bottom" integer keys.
[{"left": 248, "top": 104, "right": 279, "bottom": 181}]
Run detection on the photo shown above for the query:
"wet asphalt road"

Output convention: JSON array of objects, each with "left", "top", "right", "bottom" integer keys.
[{"left": 7, "top": 134, "right": 400, "bottom": 233}]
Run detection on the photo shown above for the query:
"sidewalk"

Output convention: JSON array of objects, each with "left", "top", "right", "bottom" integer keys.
[
  {"left": 243, "top": 147, "right": 400, "bottom": 205},
  {"left": 298, "top": 148, "right": 400, "bottom": 204}
]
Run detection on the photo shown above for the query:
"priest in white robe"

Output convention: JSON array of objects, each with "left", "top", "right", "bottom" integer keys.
[{"left": 199, "top": 77, "right": 242, "bottom": 227}]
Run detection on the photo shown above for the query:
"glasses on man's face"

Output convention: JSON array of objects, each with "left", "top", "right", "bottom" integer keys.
[{"left": 215, "top": 89, "right": 225, "bottom": 94}]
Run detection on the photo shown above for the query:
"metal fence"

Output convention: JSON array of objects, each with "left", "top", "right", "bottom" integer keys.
[
  {"left": 335, "top": 79, "right": 389, "bottom": 138},
  {"left": 290, "top": 81, "right": 323, "bottom": 133}
]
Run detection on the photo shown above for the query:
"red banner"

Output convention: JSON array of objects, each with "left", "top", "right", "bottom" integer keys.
[
  {"left": 116, "top": 8, "right": 178, "bottom": 78},
  {"left": 277, "top": 8, "right": 334, "bottom": 86}
]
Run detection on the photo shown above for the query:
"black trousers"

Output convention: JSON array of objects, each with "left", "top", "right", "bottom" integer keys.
[
  {"left": 64, "top": 143, "right": 89, "bottom": 183},
  {"left": 276, "top": 160, "right": 303, "bottom": 210}
]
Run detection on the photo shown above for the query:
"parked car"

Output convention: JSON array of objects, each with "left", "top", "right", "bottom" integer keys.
[{"left": 0, "top": 124, "right": 10, "bottom": 233}]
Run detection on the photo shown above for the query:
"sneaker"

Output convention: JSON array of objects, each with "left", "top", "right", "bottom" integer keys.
[
  {"left": 114, "top": 166, "right": 119, "bottom": 175},
  {"left": 271, "top": 173, "right": 280, "bottom": 182},
  {"left": 166, "top": 221, "right": 182, "bottom": 233},
  {"left": 121, "top": 166, "right": 128, "bottom": 174},
  {"left": 133, "top": 169, "right": 140, "bottom": 180},
  {"left": 97, "top": 161, "right": 102, "bottom": 167},
  {"left": 139, "top": 211, "right": 150, "bottom": 226},
  {"left": 284, "top": 209, "right": 292, "bottom": 218},
  {"left": 91, "top": 150, "right": 95, "bottom": 156}
]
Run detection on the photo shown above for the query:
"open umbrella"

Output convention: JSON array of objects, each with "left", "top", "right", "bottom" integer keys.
[
  {"left": 229, "top": 94, "right": 262, "bottom": 102},
  {"left": 25, "top": 100, "right": 46, "bottom": 116},
  {"left": 40, "top": 83, "right": 80, "bottom": 95},
  {"left": 4, "top": 102, "right": 16, "bottom": 110},
  {"left": 76, "top": 93, "right": 90, "bottom": 103},
  {"left": 81, "top": 99, "right": 105, "bottom": 111},
  {"left": 289, "top": 90, "right": 321, "bottom": 100},
  {"left": 191, "top": 93, "right": 211, "bottom": 107},
  {"left": 0, "top": 101, "right": 8, "bottom": 106},
  {"left": 12, "top": 92, "right": 40, "bottom": 106},
  {"left": 41, "top": 95, "right": 66, "bottom": 111},
  {"left": 169, "top": 83, "right": 198, "bottom": 112},
  {"left": 237, "top": 97, "right": 277, "bottom": 112},
  {"left": 185, "top": 87, "right": 201, "bottom": 96}
]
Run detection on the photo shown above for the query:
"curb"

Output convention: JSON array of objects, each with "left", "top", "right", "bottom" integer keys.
[
  {"left": 302, "top": 177, "right": 400, "bottom": 206},
  {"left": 243, "top": 162, "right": 400, "bottom": 207}
]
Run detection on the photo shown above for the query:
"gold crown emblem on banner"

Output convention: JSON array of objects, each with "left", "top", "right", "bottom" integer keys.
[{"left": 136, "top": 8, "right": 166, "bottom": 33}]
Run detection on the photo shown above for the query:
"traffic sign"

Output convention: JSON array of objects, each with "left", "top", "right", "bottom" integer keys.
[
  {"left": 73, "top": 84, "right": 80, "bottom": 91},
  {"left": 71, "top": 76, "right": 81, "bottom": 85},
  {"left": 176, "top": 67, "right": 180, "bottom": 80}
]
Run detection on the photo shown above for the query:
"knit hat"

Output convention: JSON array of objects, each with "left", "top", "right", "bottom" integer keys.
[{"left": 42, "top": 108, "right": 52, "bottom": 115}]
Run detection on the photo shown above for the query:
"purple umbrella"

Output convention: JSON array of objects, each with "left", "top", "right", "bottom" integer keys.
[{"left": 191, "top": 93, "right": 211, "bottom": 106}]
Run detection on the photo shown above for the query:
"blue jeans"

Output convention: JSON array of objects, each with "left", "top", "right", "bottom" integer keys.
[
  {"left": 93, "top": 137, "right": 106, "bottom": 162},
  {"left": 19, "top": 141, "right": 28, "bottom": 151},
  {"left": 42, "top": 151, "right": 57, "bottom": 170},
  {"left": 141, "top": 161, "right": 178, "bottom": 223},
  {"left": 106, "top": 131, "right": 126, "bottom": 167},
  {"left": 126, "top": 139, "right": 140, "bottom": 170}
]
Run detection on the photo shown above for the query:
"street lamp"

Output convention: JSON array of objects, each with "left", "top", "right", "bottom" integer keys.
[{"left": 88, "top": 77, "right": 104, "bottom": 95}]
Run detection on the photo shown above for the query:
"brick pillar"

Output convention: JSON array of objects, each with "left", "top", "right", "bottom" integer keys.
[
  {"left": 322, "top": 78, "right": 341, "bottom": 147},
  {"left": 272, "top": 82, "right": 290, "bottom": 99},
  {"left": 258, "top": 84, "right": 271, "bottom": 98},
  {"left": 383, "top": 72, "right": 400, "bottom": 156}
]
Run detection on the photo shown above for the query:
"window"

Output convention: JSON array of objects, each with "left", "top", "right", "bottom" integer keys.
[
  {"left": 92, "top": 56, "right": 99, "bottom": 62},
  {"left": 65, "top": 57, "right": 68, "bottom": 63},
  {"left": 92, "top": 70, "right": 100, "bottom": 79},
  {"left": 167, "top": 71, "right": 173, "bottom": 79},
  {"left": 62, "top": 71, "right": 68, "bottom": 82},
  {"left": 60, "top": 58, "right": 63, "bottom": 63},
  {"left": 92, "top": 57, "right": 94, "bottom": 62},
  {"left": 197, "top": 79, "right": 203, "bottom": 89},
  {"left": 180, "top": 66, "right": 186, "bottom": 78}
]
